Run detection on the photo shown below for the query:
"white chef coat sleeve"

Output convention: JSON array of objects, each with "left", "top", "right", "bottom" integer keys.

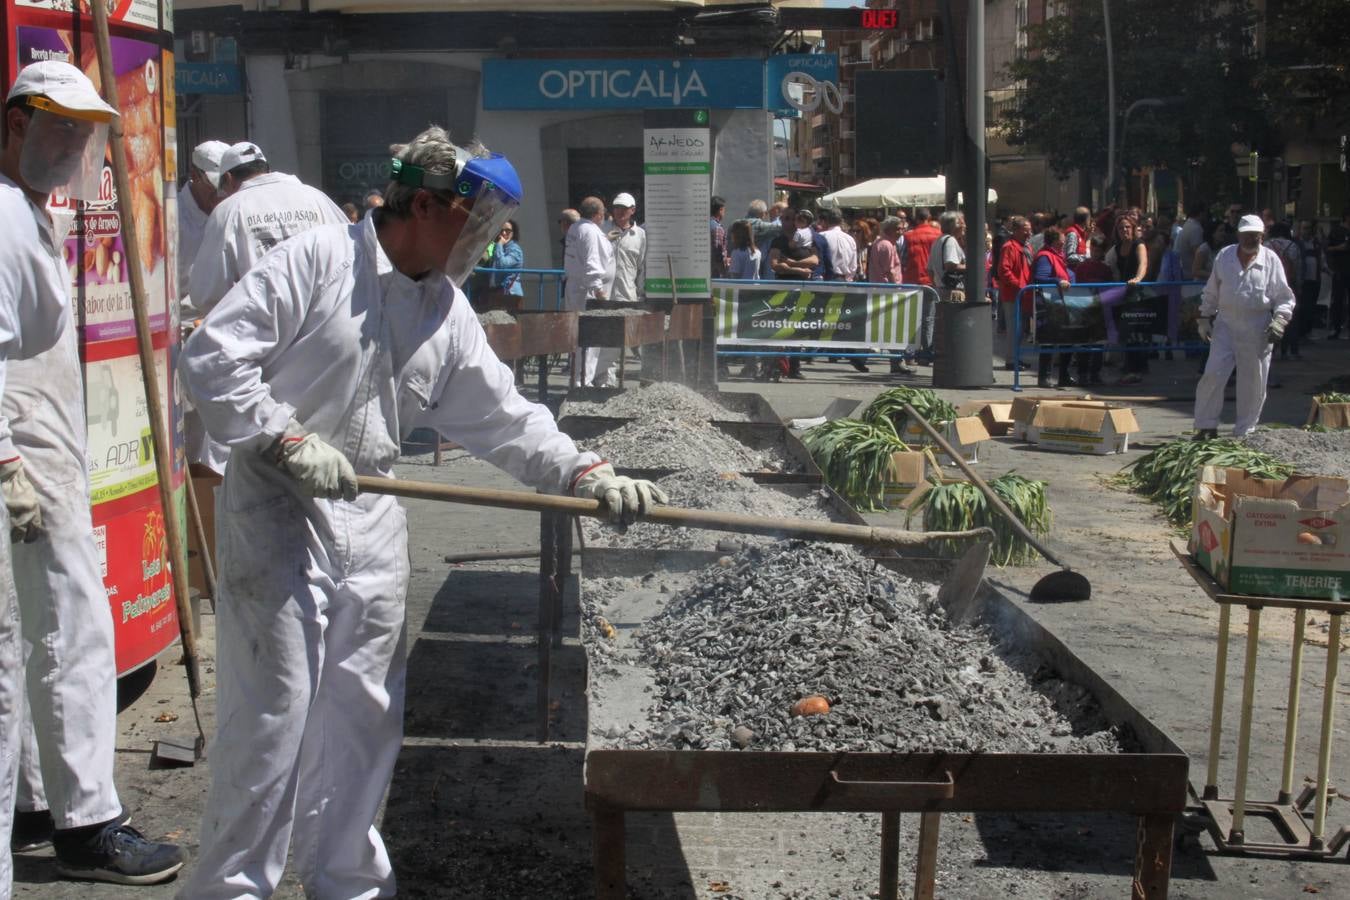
[
  {"left": 0, "top": 302, "right": 15, "bottom": 462},
  {"left": 424, "top": 296, "right": 599, "bottom": 494},
  {"left": 181, "top": 237, "right": 320, "bottom": 453},
  {"left": 189, "top": 206, "right": 248, "bottom": 318},
  {"left": 636, "top": 231, "right": 647, "bottom": 300},
  {"left": 1199, "top": 261, "right": 1221, "bottom": 319},
  {"left": 583, "top": 230, "right": 607, "bottom": 297},
  {"left": 1265, "top": 249, "right": 1295, "bottom": 325}
]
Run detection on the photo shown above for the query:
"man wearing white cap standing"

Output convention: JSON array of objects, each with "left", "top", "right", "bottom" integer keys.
[
  {"left": 1192, "top": 213, "right": 1296, "bottom": 439},
  {"left": 187, "top": 140, "right": 347, "bottom": 322},
  {"left": 592, "top": 191, "right": 646, "bottom": 386},
  {"left": 2, "top": 60, "right": 184, "bottom": 886},
  {"left": 176, "top": 139, "right": 229, "bottom": 302},
  {"left": 186, "top": 141, "right": 347, "bottom": 475}
]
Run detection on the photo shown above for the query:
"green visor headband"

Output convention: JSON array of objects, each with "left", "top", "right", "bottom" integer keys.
[{"left": 389, "top": 157, "right": 460, "bottom": 192}]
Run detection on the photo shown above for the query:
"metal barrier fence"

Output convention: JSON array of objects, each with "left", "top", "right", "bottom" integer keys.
[
  {"left": 467, "top": 266, "right": 566, "bottom": 311},
  {"left": 1010, "top": 280, "right": 1208, "bottom": 391},
  {"left": 712, "top": 279, "right": 940, "bottom": 361}
]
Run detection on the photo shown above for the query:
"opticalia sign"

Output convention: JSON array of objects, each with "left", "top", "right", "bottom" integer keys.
[{"left": 483, "top": 58, "right": 766, "bottom": 110}]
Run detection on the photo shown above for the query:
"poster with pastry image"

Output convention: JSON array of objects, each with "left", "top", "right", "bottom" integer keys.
[
  {"left": 15, "top": 25, "right": 169, "bottom": 340},
  {"left": 13, "top": 0, "right": 161, "bottom": 34}
]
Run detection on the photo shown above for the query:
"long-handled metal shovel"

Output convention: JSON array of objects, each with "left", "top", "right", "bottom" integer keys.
[
  {"left": 357, "top": 476, "right": 994, "bottom": 620},
  {"left": 900, "top": 402, "right": 1092, "bottom": 604}
]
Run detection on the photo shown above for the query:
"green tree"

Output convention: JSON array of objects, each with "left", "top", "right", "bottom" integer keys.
[
  {"left": 1001, "top": 0, "right": 1268, "bottom": 203},
  {"left": 1258, "top": 0, "right": 1350, "bottom": 131}
]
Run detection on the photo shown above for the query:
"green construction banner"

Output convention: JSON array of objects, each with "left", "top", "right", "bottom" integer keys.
[{"left": 713, "top": 284, "right": 924, "bottom": 348}]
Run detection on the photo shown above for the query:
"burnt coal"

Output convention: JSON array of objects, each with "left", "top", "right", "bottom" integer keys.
[
  {"left": 562, "top": 382, "right": 752, "bottom": 422},
  {"left": 579, "top": 420, "right": 788, "bottom": 473}
]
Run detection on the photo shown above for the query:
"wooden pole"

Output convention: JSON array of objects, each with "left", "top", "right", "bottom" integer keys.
[{"left": 89, "top": 1, "right": 201, "bottom": 705}]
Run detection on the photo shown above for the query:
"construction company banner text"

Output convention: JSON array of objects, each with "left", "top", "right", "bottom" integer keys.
[{"left": 714, "top": 283, "right": 923, "bottom": 349}]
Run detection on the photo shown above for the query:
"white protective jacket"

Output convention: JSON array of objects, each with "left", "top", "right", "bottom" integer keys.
[
  {"left": 179, "top": 216, "right": 600, "bottom": 898},
  {"left": 608, "top": 222, "right": 646, "bottom": 303},
  {"left": 0, "top": 174, "right": 76, "bottom": 896},
  {"left": 187, "top": 171, "right": 347, "bottom": 318},
  {"left": 176, "top": 182, "right": 209, "bottom": 301},
  {"left": 1199, "top": 243, "right": 1295, "bottom": 330},
  {"left": 563, "top": 219, "right": 615, "bottom": 311}
]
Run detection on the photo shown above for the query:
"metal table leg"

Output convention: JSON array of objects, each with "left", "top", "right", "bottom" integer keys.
[
  {"left": 591, "top": 801, "right": 626, "bottom": 900},
  {"left": 1229, "top": 605, "right": 1263, "bottom": 842},
  {"left": 1203, "top": 602, "right": 1232, "bottom": 800},
  {"left": 913, "top": 811, "right": 941, "bottom": 900},
  {"left": 878, "top": 812, "right": 900, "bottom": 900},
  {"left": 1132, "top": 813, "right": 1174, "bottom": 900},
  {"left": 1278, "top": 608, "right": 1307, "bottom": 805},
  {"left": 1312, "top": 612, "right": 1342, "bottom": 848},
  {"left": 553, "top": 511, "right": 571, "bottom": 648}
]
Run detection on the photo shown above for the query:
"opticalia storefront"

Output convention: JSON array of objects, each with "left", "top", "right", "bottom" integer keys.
[{"left": 173, "top": 1, "right": 837, "bottom": 270}]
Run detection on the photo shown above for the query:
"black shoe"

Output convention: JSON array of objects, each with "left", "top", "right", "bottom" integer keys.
[
  {"left": 12, "top": 808, "right": 54, "bottom": 852},
  {"left": 1192, "top": 428, "right": 1220, "bottom": 442},
  {"left": 850, "top": 360, "right": 870, "bottom": 373},
  {"left": 55, "top": 823, "right": 184, "bottom": 886}
]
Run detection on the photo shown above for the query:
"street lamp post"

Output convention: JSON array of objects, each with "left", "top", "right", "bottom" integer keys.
[{"left": 1112, "top": 96, "right": 1183, "bottom": 205}]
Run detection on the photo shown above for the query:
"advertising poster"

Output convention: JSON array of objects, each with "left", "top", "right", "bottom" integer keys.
[
  {"left": 713, "top": 283, "right": 923, "bottom": 349},
  {"left": 1030, "top": 284, "right": 1204, "bottom": 346},
  {"left": 7, "top": 5, "right": 182, "bottom": 673},
  {"left": 643, "top": 108, "right": 711, "bottom": 299}
]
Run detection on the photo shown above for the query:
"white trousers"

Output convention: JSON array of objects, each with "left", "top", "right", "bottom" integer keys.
[
  {"left": 590, "top": 346, "right": 623, "bottom": 387},
  {"left": 1193, "top": 316, "right": 1273, "bottom": 437},
  {"left": 0, "top": 534, "right": 20, "bottom": 900},
  {"left": 11, "top": 469, "right": 120, "bottom": 828},
  {"left": 181, "top": 479, "right": 409, "bottom": 899}
]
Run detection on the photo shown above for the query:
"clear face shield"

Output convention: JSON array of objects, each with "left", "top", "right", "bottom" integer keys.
[
  {"left": 389, "top": 149, "right": 522, "bottom": 288},
  {"left": 18, "top": 98, "right": 111, "bottom": 202}
]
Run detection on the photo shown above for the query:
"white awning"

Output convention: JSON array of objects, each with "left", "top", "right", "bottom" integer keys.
[{"left": 818, "top": 176, "right": 997, "bottom": 210}]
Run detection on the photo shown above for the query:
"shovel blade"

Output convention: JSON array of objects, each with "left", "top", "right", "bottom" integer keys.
[
  {"left": 937, "top": 541, "right": 991, "bottom": 626},
  {"left": 1029, "top": 569, "right": 1092, "bottom": 604}
]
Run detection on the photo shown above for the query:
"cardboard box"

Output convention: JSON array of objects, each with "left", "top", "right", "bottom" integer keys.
[
  {"left": 957, "top": 400, "right": 1015, "bottom": 437},
  {"left": 900, "top": 416, "right": 991, "bottom": 464},
  {"left": 1307, "top": 398, "right": 1350, "bottom": 429},
  {"left": 1027, "top": 403, "right": 1139, "bottom": 455},
  {"left": 1009, "top": 397, "right": 1107, "bottom": 441},
  {"left": 1190, "top": 466, "right": 1350, "bottom": 600},
  {"left": 881, "top": 450, "right": 936, "bottom": 509}
]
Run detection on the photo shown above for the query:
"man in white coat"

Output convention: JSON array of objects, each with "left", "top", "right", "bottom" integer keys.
[
  {"left": 178, "top": 127, "right": 665, "bottom": 898},
  {"left": 563, "top": 195, "right": 615, "bottom": 386},
  {"left": 2, "top": 60, "right": 184, "bottom": 887},
  {"left": 185, "top": 141, "right": 347, "bottom": 476},
  {"left": 1193, "top": 214, "right": 1296, "bottom": 439},
  {"left": 592, "top": 190, "right": 645, "bottom": 387},
  {"left": 175, "top": 139, "right": 228, "bottom": 303}
]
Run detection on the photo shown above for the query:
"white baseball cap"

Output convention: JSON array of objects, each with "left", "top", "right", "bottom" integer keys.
[
  {"left": 220, "top": 141, "right": 266, "bottom": 175},
  {"left": 1236, "top": 214, "right": 1264, "bottom": 234},
  {"left": 7, "top": 60, "right": 116, "bottom": 121},
  {"left": 612, "top": 192, "right": 636, "bottom": 208},
  {"left": 191, "top": 140, "right": 231, "bottom": 188}
]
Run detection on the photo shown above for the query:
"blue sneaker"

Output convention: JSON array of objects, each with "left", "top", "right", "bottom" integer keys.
[{"left": 55, "top": 822, "right": 184, "bottom": 885}]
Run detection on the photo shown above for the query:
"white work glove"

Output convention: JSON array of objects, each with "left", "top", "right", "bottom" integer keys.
[
  {"left": 1197, "top": 317, "right": 1213, "bottom": 344},
  {"left": 0, "top": 457, "right": 43, "bottom": 544},
  {"left": 272, "top": 422, "right": 358, "bottom": 501},
  {"left": 572, "top": 462, "right": 669, "bottom": 526},
  {"left": 1266, "top": 318, "right": 1286, "bottom": 343}
]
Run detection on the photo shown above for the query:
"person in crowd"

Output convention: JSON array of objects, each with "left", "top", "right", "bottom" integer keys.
[
  {"left": 1264, "top": 222, "right": 1302, "bottom": 360},
  {"left": 765, "top": 208, "right": 819, "bottom": 380},
  {"left": 710, "top": 195, "right": 730, "bottom": 278},
  {"left": 1028, "top": 212, "right": 1050, "bottom": 253},
  {"left": 996, "top": 215, "right": 1032, "bottom": 371},
  {"left": 563, "top": 196, "right": 615, "bottom": 386},
  {"left": 1294, "top": 219, "right": 1325, "bottom": 343},
  {"left": 868, "top": 215, "right": 903, "bottom": 286},
  {"left": 742, "top": 199, "right": 778, "bottom": 280},
  {"left": 1073, "top": 235, "right": 1113, "bottom": 385},
  {"left": 1193, "top": 214, "right": 1295, "bottom": 439},
  {"left": 490, "top": 218, "right": 524, "bottom": 297},
  {"left": 2, "top": 59, "right": 186, "bottom": 887},
  {"left": 928, "top": 210, "right": 967, "bottom": 303},
  {"left": 728, "top": 219, "right": 761, "bottom": 280},
  {"left": 179, "top": 126, "right": 665, "bottom": 898},
  {"left": 1063, "top": 206, "right": 1092, "bottom": 269},
  {"left": 815, "top": 207, "right": 858, "bottom": 282},
  {"left": 1193, "top": 220, "right": 1233, "bottom": 285},
  {"left": 850, "top": 217, "right": 875, "bottom": 271},
  {"left": 177, "top": 140, "right": 229, "bottom": 301},
  {"left": 1326, "top": 209, "right": 1350, "bottom": 339},
  {"left": 897, "top": 207, "right": 939, "bottom": 370},
  {"left": 1175, "top": 199, "right": 1207, "bottom": 281},
  {"left": 363, "top": 188, "right": 384, "bottom": 216},
  {"left": 1108, "top": 215, "right": 1149, "bottom": 386},
  {"left": 606, "top": 192, "right": 645, "bottom": 303},
  {"left": 991, "top": 215, "right": 1013, "bottom": 334},
  {"left": 1031, "top": 226, "right": 1079, "bottom": 388},
  {"left": 341, "top": 202, "right": 360, "bottom": 223}
]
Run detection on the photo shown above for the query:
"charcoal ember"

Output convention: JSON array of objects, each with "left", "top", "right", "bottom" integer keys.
[
  {"left": 561, "top": 381, "right": 752, "bottom": 422},
  {"left": 592, "top": 542, "right": 1120, "bottom": 754},
  {"left": 576, "top": 419, "right": 786, "bottom": 473},
  {"left": 582, "top": 471, "right": 840, "bottom": 550},
  {"left": 1242, "top": 427, "right": 1350, "bottom": 480}
]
